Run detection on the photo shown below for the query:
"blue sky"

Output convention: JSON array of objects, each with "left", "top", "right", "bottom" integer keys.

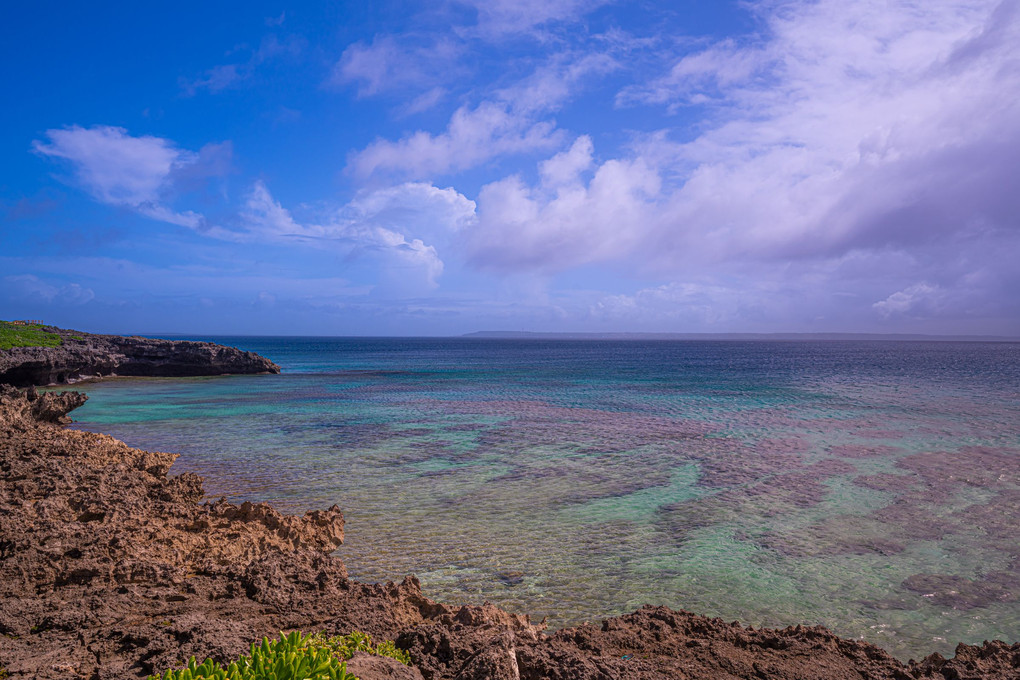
[{"left": 2, "top": 1, "right": 1018, "bottom": 336}]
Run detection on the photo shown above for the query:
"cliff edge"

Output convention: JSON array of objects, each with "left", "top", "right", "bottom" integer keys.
[{"left": 0, "top": 324, "right": 280, "bottom": 386}]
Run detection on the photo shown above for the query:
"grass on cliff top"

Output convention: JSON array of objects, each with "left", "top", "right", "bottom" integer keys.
[
  {"left": 150, "top": 630, "right": 411, "bottom": 680},
  {"left": 0, "top": 321, "right": 62, "bottom": 351}
]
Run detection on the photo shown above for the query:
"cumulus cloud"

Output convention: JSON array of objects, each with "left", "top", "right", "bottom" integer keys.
[
  {"left": 349, "top": 101, "right": 563, "bottom": 179},
  {"left": 873, "top": 283, "right": 945, "bottom": 318},
  {"left": 470, "top": 0, "right": 1020, "bottom": 297},
  {"left": 539, "top": 135, "right": 594, "bottom": 187},
  {"left": 32, "top": 125, "right": 220, "bottom": 229},
  {"left": 345, "top": 182, "right": 477, "bottom": 236},
  {"left": 348, "top": 49, "right": 614, "bottom": 179},
  {"left": 641, "top": 0, "right": 1020, "bottom": 261},
  {"left": 237, "top": 181, "right": 476, "bottom": 287},
  {"left": 469, "top": 136, "right": 659, "bottom": 270},
  {"left": 241, "top": 180, "right": 304, "bottom": 238}
]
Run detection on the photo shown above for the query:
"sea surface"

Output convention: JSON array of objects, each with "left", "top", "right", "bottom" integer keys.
[{"left": 68, "top": 338, "right": 1020, "bottom": 660}]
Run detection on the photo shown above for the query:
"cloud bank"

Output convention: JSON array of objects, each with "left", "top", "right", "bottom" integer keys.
[
  {"left": 465, "top": 0, "right": 1020, "bottom": 327},
  {"left": 15, "top": 0, "right": 1020, "bottom": 334}
]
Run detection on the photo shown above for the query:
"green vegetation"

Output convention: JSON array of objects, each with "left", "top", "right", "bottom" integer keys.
[
  {"left": 149, "top": 630, "right": 411, "bottom": 680},
  {"left": 304, "top": 631, "right": 411, "bottom": 666},
  {"left": 0, "top": 666, "right": 8, "bottom": 679},
  {"left": 0, "top": 321, "right": 62, "bottom": 351}
]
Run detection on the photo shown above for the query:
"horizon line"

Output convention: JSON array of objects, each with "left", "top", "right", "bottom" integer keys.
[{"left": 120, "top": 330, "right": 1020, "bottom": 342}]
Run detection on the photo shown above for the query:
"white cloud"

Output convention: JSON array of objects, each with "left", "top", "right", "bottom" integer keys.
[
  {"left": 618, "top": 39, "right": 769, "bottom": 109},
  {"left": 404, "top": 87, "right": 448, "bottom": 115},
  {"left": 539, "top": 135, "right": 594, "bottom": 187},
  {"left": 470, "top": 138, "right": 660, "bottom": 270},
  {"left": 347, "top": 48, "right": 614, "bottom": 179},
  {"left": 32, "top": 125, "right": 208, "bottom": 229},
  {"left": 330, "top": 35, "right": 461, "bottom": 98},
  {"left": 241, "top": 180, "right": 305, "bottom": 237},
  {"left": 237, "top": 181, "right": 477, "bottom": 287},
  {"left": 469, "top": 0, "right": 1020, "bottom": 282},
  {"left": 645, "top": 0, "right": 1020, "bottom": 262},
  {"left": 496, "top": 52, "right": 619, "bottom": 114},
  {"left": 344, "top": 182, "right": 477, "bottom": 235},
  {"left": 873, "top": 283, "right": 944, "bottom": 317},
  {"left": 349, "top": 101, "right": 563, "bottom": 179}
]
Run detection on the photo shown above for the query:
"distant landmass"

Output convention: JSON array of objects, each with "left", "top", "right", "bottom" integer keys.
[{"left": 464, "top": 331, "right": 1019, "bottom": 342}]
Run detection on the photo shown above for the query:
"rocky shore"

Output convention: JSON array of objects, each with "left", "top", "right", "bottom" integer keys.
[
  {"left": 1, "top": 386, "right": 1018, "bottom": 679},
  {"left": 0, "top": 326, "right": 280, "bottom": 387}
]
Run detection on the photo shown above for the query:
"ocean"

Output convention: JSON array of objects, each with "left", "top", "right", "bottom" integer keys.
[{"left": 68, "top": 338, "right": 1020, "bottom": 660}]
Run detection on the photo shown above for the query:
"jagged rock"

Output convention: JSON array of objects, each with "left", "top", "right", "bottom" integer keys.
[
  {"left": 910, "top": 641, "right": 1020, "bottom": 679},
  {"left": 0, "top": 326, "right": 279, "bottom": 386}
]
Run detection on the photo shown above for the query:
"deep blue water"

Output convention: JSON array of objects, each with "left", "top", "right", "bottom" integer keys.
[{"left": 68, "top": 338, "right": 1020, "bottom": 659}]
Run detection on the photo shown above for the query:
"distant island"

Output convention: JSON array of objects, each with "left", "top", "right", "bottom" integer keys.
[{"left": 464, "top": 331, "right": 1020, "bottom": 341}]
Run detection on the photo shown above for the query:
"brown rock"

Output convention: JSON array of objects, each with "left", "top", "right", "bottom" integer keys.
[{"left": 346, "top": 651, "right": 426, "bottom": 680}]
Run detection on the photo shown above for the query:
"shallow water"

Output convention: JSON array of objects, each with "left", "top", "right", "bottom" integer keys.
[{"left": 68, "top": 338, "right": 1020, "bottom": 660}]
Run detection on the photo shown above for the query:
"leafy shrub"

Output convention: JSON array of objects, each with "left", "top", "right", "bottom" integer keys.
[
  {"left": 374, "top": 641, "right": 411, "bottom": 666},
  {"left": 150, "top": 630, "right": 412, "bottom": 680},
  {"left": 305, "top": 631, "right": 411, "bottom": 666},
  {"left": 149, "top": 631, "right": 355, "bottom": 680}
]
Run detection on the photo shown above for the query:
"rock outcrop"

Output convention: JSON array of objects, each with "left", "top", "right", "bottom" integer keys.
[
  {"left": 0, "top": 386, "right": 1018, "bottom": 679},
  {"left": 0, "top": 326, "right": 280, "bottom": 386}
]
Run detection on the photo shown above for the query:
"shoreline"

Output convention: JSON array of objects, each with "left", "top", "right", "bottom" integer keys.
[{"left": 1, "top": 386, "right": 1018, "bottom": 679}]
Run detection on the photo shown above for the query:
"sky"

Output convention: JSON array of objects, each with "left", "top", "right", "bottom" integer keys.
[{"left": 1, "top": 0, "right": 1018, "bottom": 336}]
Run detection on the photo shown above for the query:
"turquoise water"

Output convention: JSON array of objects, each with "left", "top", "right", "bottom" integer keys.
[{"left": 68, "top": 338, "right": 1020, "bottom": 660}]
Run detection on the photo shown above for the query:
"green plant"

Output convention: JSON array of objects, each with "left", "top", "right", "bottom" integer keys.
[
  {"left": 149, "top": 631, "right": 357, "bottom": 680},
  {"left": 0, "top": 666, "right": 9, "bottom": 679},
  {"left": 305, "top": 631, "right": 410, "bottom": 666},
  {"left": 0, "top": 322, "right": 62, "bottom": 351},
  {"left": 373, "top": 641, "right": 411, "bottom": 666}
]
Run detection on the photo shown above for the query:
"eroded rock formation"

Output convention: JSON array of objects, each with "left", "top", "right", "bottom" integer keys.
[{"left": 0, "top": 327, "right": 280, "bottom": 386}]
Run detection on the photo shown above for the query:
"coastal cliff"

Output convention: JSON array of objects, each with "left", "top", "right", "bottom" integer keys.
[
  {"left": 0, "top": 386, "right": 1017, "bottom": 679},
  {"left": 0, "top": 325, "right": 280, "bottom": 386}
]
